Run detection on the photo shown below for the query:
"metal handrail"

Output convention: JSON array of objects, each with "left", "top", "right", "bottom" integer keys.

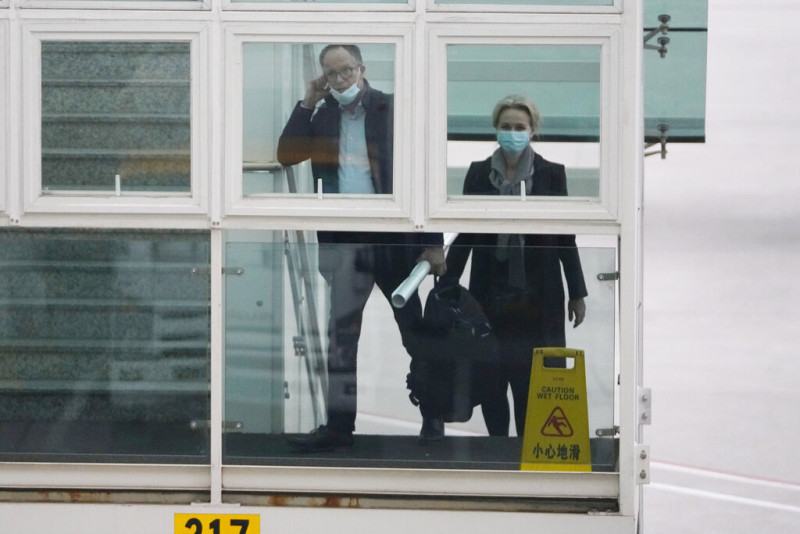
[{"left": 243, "top": 161, "right": 283, "bottom": 173}]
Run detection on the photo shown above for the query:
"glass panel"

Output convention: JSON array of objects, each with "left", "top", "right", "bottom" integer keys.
[
  {"left": 0, "top": 229, "right": 210, "bottom": 463},
  {"left": 447, "top": 45, "right": 601, "bottom": 198},
  {"left": 242, "top": 43, "right": 395, "bottom": 197},
  {"left": 41, "top": 41, "right": 191, "bottom": 193},
  {"left": 644, "top": 0, "right": 708, "bottom": 29},
  {"left": 223, "top": 231, "right": 616, "bottom": 471},
  {"left": 644, "top": 0, "right": 708, "bottom": 143}
]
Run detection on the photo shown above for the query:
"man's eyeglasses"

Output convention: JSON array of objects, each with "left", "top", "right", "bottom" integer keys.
[{"left": 324, "top": 65, "right": 361, "bottom": 82}]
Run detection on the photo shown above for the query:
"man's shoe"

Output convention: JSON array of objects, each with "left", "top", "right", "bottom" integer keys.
[
  {"left": 287, "top": 425, "right": 354, "bottom": 452},
  {"left": 418, "top": 417, "right": 444, "bottom": 444}
]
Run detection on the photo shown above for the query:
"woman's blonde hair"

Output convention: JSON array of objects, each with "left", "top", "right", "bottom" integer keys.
[{"left": 492, "top": 95, "right": 541, "bottom": 134}]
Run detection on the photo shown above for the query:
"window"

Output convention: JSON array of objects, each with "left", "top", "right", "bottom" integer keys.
[
  {"left": 428, "top": 27, "right": 620, "bottom": 222},
  {"left": 225, "top": 29, "right": 413, "bottom": 220},
  {"left": 241, "top": 42, "right": 395, "bottom": 197},
  {"left": 446, "top": 44, "right": 601, "bottom": 199},
  {"left": 41, "top": 41, "right": 191, "bottom": 194},
  {"left": 22, "top": 24, "right": 209, "bottom": 217}
]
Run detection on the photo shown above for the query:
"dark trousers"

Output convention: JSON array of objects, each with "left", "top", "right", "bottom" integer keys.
[
  {"left": 480, "top": 292, "right": 566, "bottom": 437},
  {"left": 321, "top": 243, "right": 425, "bottom": 434}
]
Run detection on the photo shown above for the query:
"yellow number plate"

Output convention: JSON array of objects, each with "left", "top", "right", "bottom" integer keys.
[{"left": 175, "top": 514, "right": 260, "bottom": 534}]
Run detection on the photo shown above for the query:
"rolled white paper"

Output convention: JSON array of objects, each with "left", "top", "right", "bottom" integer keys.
[
  {"left": 391, "top": 260, "right": 431, "bottom": 308},
  {"left": 115, "top": 174, "right": 121, "bottom": 196}
]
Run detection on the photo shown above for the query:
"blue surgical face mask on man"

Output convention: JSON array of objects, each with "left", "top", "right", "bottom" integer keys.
[
  {"left": 330, "top": 72, "right": 361, "bottom": 106},
  {"left": 496, "top": 130, "right": 531, "bottom": 155}
]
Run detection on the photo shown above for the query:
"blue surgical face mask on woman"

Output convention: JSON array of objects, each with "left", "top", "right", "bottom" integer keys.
[
  {"left": 330, "top": 72, "right": 361, "bottom": 106},
  {"left": 496, "top": 130, "right": 531, "bottom": 155}
]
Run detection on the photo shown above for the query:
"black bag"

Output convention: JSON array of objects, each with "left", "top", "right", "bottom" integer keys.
[{"left": 407, "top": 278, "right": 502, "bottom": 423}]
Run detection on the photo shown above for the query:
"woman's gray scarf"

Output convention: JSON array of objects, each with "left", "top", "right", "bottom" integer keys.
[
  {"left": 489, "top": 146, "right": 535, "bottom": 288},
  {"left": 488, "top": 145, "right": 535, "bottom": 195}
]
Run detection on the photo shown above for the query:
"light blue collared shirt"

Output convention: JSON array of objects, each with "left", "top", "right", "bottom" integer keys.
[{"left": 338, "top": 103, "right": 375, "bottom": 194}]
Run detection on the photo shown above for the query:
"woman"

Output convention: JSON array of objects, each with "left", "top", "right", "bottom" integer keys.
[{"left": 444, "top": 95, "right": 588, "bottom": 437}]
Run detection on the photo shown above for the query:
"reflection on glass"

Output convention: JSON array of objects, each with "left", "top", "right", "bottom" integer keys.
[
  {"left": 41, "top": 41, "right": 191, "bottom": 193},
  {"left": 223, "top": 231, "right": 616, "bottom": 471},
  {"left": 447, "top": 45, "right": 601, "bottom": 198},
  {"left": 645, "top": 31, "right": 708, "bottom": 143},
  {"left": 242, "top": 43, "right": 395, "bottom": 197},
  {"left": 0, "top": 229, "right": 211, "bottom": 463}
]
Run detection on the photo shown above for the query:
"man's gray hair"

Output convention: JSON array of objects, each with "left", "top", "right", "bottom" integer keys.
[{"left": 319, "top": 44, "right": 363, "bottom": 66}]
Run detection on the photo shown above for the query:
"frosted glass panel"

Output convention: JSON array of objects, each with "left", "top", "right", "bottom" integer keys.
[
  {"left": 41, "top": 41, "right": 191, "bottom": 193},
  {"left": 0, "top": 229, "right": 210, "bottom": 463}
]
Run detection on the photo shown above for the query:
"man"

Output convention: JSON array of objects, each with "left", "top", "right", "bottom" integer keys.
[{"left": 277, "top": 44, "right": 446, "bottom": 450}]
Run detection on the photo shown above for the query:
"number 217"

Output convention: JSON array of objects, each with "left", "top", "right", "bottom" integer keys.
[{"left": 178, "top": 516, "right": 255, "bottom": 534}]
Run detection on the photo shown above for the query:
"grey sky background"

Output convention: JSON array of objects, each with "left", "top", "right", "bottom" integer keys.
[{"left": 642, "top": 1, "right": 800, "bottom": 531}]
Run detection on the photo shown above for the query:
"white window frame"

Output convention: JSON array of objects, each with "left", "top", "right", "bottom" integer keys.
[
  {"left": 427, "top": 0, "right": 621, "bottom": 15},
  {"left": 18, "top": 0, "right": 210, "bottom": 12},
  {"left": 221, "top": 0, "right": 415, "bottom": 14},
  {"left": 21, "top": 21, "right": 210, "bottom": 218},
  {"left": 224, "top": 23, "right": 415, "bottom": 224},
  {"left": 223, "top": 465, "right": 620, "bottom": 500},
  {"left": 0, "top": 19, "right": 7, "bottom": 216},
  {"left": 426, "top": 24, "right": 620, "bottom": 224}
]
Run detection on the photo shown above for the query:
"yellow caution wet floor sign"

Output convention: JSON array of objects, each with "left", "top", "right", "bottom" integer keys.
[{"left": 521, "top": 347, "right": 591, "bottom": 472}]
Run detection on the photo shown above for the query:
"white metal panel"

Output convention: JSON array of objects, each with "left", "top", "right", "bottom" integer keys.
[
  {"left": 0, "top": 463, "right": 210, "bottom": 489},
  {"left": 224, "top": 465, "right": 619, "bottom": 498},
  {"left": 0, "top": 502, "right": 636, "bottom": 534},
  {"left": 615, "top": 0, "right": 643, "bottom": 522}
]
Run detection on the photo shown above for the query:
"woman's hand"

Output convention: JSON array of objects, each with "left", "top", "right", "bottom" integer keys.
[{"left": 568, "top": 298, "right": 586, "bottom": 328}]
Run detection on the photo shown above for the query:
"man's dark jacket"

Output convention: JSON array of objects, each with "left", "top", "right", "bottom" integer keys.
[{"left": 277, "top": 82, "right": 440, "bottom": 249}]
